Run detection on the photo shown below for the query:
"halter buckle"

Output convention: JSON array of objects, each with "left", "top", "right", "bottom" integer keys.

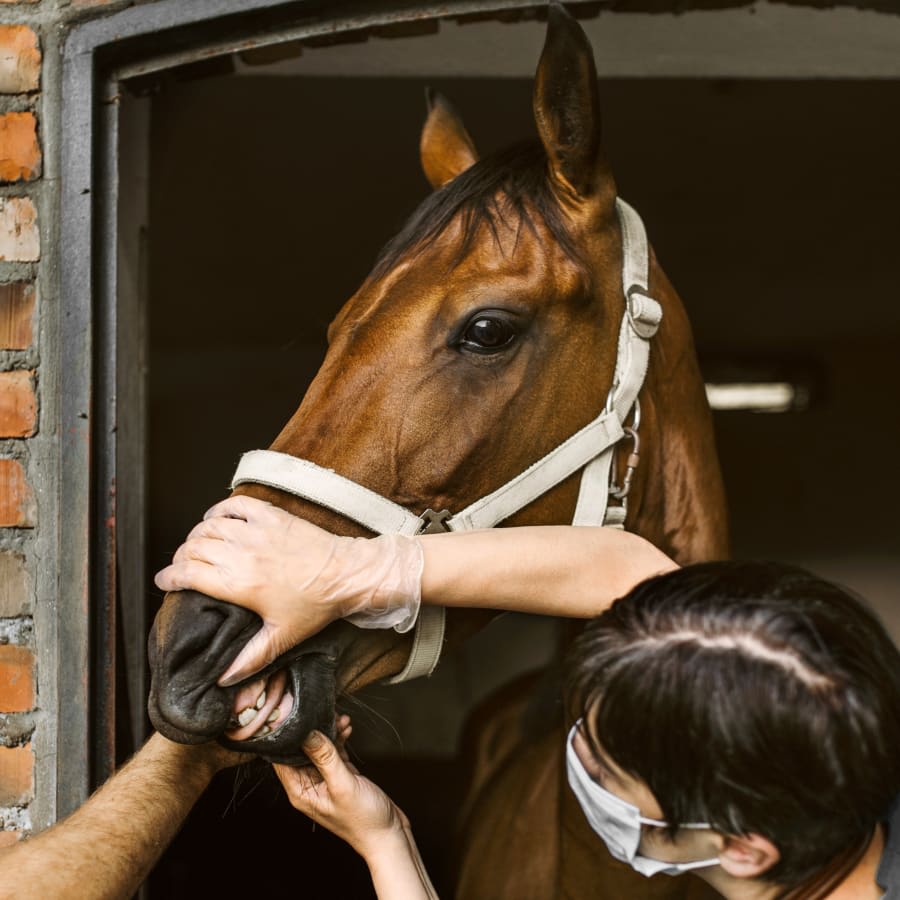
[
  {"left": 626, "top": 286, "right": 662, "bottom": 340},
  {"left": 417, "top": 508, "right": 452, "bottom": 534}
]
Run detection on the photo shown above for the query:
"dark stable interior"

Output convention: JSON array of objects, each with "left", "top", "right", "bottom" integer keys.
[{"left": 140, "top": 74, "right": 900, "bottom": 897}]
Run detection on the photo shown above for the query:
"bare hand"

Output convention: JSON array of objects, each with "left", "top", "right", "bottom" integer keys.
[{"left": 274, "top": 719, "right": 407, "bottom": 858}]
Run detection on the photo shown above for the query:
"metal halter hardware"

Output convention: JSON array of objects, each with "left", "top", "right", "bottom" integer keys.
[
  {"left": 229, "top": 198, "right": 662, "bottom": 684},
  {"left": 609, "top": 400, "right": 641, "bottom": 502},
  {"left": 418, "top": 509, "right": 452, "bottom": 534}
]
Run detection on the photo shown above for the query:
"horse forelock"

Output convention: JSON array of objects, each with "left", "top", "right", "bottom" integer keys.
[{"left": 371, "top": 140, "right": 593, "bottom": 282}]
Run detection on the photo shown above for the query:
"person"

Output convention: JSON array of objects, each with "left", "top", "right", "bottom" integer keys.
[
  {"left": 276, "top": 723, "right": 440, "bottom": 900},
  {"left": 562, "top": 561, "right": 900, "bottom": 899},
  {"left": 0, "top": 735, "right": 247, "bottom": 900},
  {"left": 0, "top": 712, "right": 398, "bottom": 900},
  {"left": 156, "top": 495, "right": 900, "bottom": 899}
]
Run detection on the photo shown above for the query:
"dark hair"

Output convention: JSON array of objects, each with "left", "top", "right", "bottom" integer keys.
[
  {"left": 566, "top": 560, "right": 900, "bottom": 887},
  {"left": 370, "top": 140, "right": 588, "bottom": 281}
]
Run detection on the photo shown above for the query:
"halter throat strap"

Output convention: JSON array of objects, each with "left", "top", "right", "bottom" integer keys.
[{"left": 229, "top": 198, "right": 661, "bottom": 683}]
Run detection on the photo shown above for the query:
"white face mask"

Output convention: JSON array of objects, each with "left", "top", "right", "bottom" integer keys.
[{"left": 565, "top": 723, "right": 720, "bottom": 878}]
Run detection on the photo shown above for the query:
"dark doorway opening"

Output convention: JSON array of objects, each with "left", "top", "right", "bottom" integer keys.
[{"left": 133, "top": 66, "right": 900, "bottom": 895}]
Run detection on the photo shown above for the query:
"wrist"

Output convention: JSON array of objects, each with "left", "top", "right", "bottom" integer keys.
[
  {"left": 334, "top": 534, "right": 424, "bottom": 632},
  {"left": 147, "top": 733, "right": 222, "bottom": 786},
  {"left": 355, "top": 819, "right": 408, "bottom": 862}
]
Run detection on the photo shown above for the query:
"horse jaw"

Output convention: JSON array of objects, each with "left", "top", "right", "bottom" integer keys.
[{"left": 626, "top": 253, "right": 730, "bottom": 564}]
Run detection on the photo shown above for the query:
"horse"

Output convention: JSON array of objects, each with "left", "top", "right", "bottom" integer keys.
[{"left": 148, "top": 4, "right": 727, "bottom": 896}]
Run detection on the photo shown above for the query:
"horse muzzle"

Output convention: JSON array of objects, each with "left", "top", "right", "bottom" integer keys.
[{"left": 147, "top": 590, "right": 355, "bottom": 764}]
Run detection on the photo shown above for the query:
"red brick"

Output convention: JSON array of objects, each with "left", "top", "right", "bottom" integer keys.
[
  {"left": 0, "top": 198, "right": 38, "bottom": 262},
  {"left": 0, "top": 26, "right": 40, "bottom": 94},
  {"left": 0, "top": 112, "right": 40, "bottom": 183},
  {"left": 0, "top": 459, "right": 34, "bottom": 527},
  {"left": 0, "top": 282, "right": 34, "bottom": 349},
  {"left": 0, "top": 743, "right": 32, "bottom": 806},
  {"left": 0, "top": 371, "right": 35, "bottom": 437},
  {"left": 0, "top": 830, "right": 21, "bottom": 847},
  {"left": 0, "top": 645, "right": 34, "bottom": 713},
  {"left": 0, "top": 552, "right": 28, "bottom": 617}
]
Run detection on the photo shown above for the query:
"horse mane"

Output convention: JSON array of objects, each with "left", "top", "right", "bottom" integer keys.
[{"left": 371, "top": 140, "right": 587, "bottom": 279}]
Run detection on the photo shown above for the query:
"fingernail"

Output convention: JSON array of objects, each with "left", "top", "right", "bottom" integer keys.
[
  {"left": 303, "top": 730, "right": 324, "bottom": 750},
  {"left": 218, "top": 663, "right": 244, "bottom": 688}
]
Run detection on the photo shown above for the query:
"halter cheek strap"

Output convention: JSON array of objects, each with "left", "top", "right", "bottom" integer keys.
[{"left": 229, "top": 198, "right": 661, "bottom": 684}]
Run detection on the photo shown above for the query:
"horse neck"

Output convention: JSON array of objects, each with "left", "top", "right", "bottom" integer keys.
[{"left": 627, "top": 253, "right": 729, "bottom": 563}]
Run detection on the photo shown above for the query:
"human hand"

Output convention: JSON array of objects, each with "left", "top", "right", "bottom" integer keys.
[
  {"left": 153, "top": 495, "right": 424, "bottom": 686},
  {"left": 274, "top": 718, "right": 408, "bottom": 858}
]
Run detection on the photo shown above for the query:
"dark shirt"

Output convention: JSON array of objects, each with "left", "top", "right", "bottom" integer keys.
[{"left": 878, "top": 800, "right": 900, "bottom": 898}]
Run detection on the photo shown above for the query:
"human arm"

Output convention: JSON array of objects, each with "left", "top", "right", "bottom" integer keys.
[
  {"left": 418, "top": 523, "right": 676, "bottom": 618},
  {"left": 0, "top": 734, "right": 246, "bottom": 900},
  {"left": 153, "top": 494, "right": 677, "bottom": 684},
  {"left": 276, "top": 728, "right": 438, "bottom": 900}
]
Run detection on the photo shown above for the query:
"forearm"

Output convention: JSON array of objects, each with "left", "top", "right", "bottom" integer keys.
[
  {"left": 419, "top": 526, "right": 677, "bottom": 618},
  {"left": 0, "top": 734, "right": 217, "bottom": 900},
  {"left": 363, "top": 826, "right": 439, "bottom": 900}
]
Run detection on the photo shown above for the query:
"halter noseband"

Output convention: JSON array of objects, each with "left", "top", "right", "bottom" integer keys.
[{"left": 229, "top": 199, "right": 662, "bottom": 684}]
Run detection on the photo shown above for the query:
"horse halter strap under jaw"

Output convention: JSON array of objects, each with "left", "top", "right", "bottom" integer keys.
[{"left": 229, "top": 198, "right": 662, "bottom": 684}]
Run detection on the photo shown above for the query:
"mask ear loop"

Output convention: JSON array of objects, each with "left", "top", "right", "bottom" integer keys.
[{"left": 572, "top": 718, "right": 714, "bottom": 833}]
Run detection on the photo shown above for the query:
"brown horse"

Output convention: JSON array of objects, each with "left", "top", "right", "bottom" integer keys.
[{"left": 148, "top": 4, "right": 727, "bottom": 896}]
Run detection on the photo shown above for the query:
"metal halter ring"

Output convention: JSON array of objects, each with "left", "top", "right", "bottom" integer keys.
[{"left": 609, "top": 401, "right": 642, "bottom": 501}]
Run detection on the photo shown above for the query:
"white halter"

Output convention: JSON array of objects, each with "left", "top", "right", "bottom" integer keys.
[{"left": 230, "top": 198, "right": 662, "bottom": 684}]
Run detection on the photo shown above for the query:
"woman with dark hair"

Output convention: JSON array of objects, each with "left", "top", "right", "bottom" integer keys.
[
  {"left": 565, "top": 561, "right": 900, "bottom": 898},
  {"left": 157, "top": 497, "right": 900, "bottom": 898}
]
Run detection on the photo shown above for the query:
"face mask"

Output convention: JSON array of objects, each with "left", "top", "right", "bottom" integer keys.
[{"left": 566, "top": 723, "right": 720, "bottom": 878}]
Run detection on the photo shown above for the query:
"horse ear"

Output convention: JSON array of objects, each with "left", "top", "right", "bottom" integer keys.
[
  {"left": 420, "top": 88, "right": 479, "bottom": 190},
  {"left": 533, "top": 3, "right": 611, "bottom": 202}
]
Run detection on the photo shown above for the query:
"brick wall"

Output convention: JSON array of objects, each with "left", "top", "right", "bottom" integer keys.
[{"left": 0, "top": 17, "right": 40, "bottom": 846}]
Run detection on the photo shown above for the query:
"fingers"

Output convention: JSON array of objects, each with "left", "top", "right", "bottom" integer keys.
[
  {"left": 334, "top": 714, "right": 353, "bottom": 763},
  {"left": 301, "top": 731, "right": 354, "bottom": 793},
  {"left": 336, "top": 714, "right": 352, "bottom": 743},
  {"left": 273, "top": 763, "right": 323, "bottom": 811},
  {"left": 185, "top": 514, "right": 248, "bottom": 543},
  {"left": 271, "top": 733, "right": 354, "bottom": 819},
  {"left": 171, "top": 536, "right": 232, "bottom": 566},
  {"left": 218, "top": 623, "right": 282, "bottom": 687},
  {"left": 203, "top": 494, "right": 275, "bottom": 523},
  {"left": 154, "top": 534, "right": 237, "bottom": 594},
  {"left": 154, "top": 558, "right": 221, "bottom": 596}
]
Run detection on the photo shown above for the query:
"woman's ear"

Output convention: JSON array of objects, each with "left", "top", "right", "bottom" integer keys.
[
  {"left": 419, "top": 88, "right": 479, "bottom": 190},
  {"left": 717, "top": 832, "right": 781, "bottom": 879}
]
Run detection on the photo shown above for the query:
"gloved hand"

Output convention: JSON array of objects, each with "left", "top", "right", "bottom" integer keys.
[{"left": 154, "top": 495, "right": 423, "bottom": 686}]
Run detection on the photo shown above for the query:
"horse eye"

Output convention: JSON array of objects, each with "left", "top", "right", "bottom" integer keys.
[{"left": 460, "top": 315, "right": 517, "bottom": 353}]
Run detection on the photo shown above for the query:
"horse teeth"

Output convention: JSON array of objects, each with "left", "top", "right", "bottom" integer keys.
[
  {"left": 267, "top": 710, "right": 279, "bottom": 723},
  {"left": 238, "top": 707, "right": 256, "bottom": 727},
  {"left": 255, "top": 690, "right": 266, "bottom": 710},
  {"left": 257, "top": 725, "right": 272, "bottom": 737}
]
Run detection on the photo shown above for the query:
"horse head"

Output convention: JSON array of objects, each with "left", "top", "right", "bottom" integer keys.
[{"left": 147, "top": 3, "right": 727, "bottom": 763}]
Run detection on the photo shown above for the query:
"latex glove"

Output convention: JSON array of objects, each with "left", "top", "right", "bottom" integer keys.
[{"left": 154, "top": 495, "right": 424, "bottom": 686}]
